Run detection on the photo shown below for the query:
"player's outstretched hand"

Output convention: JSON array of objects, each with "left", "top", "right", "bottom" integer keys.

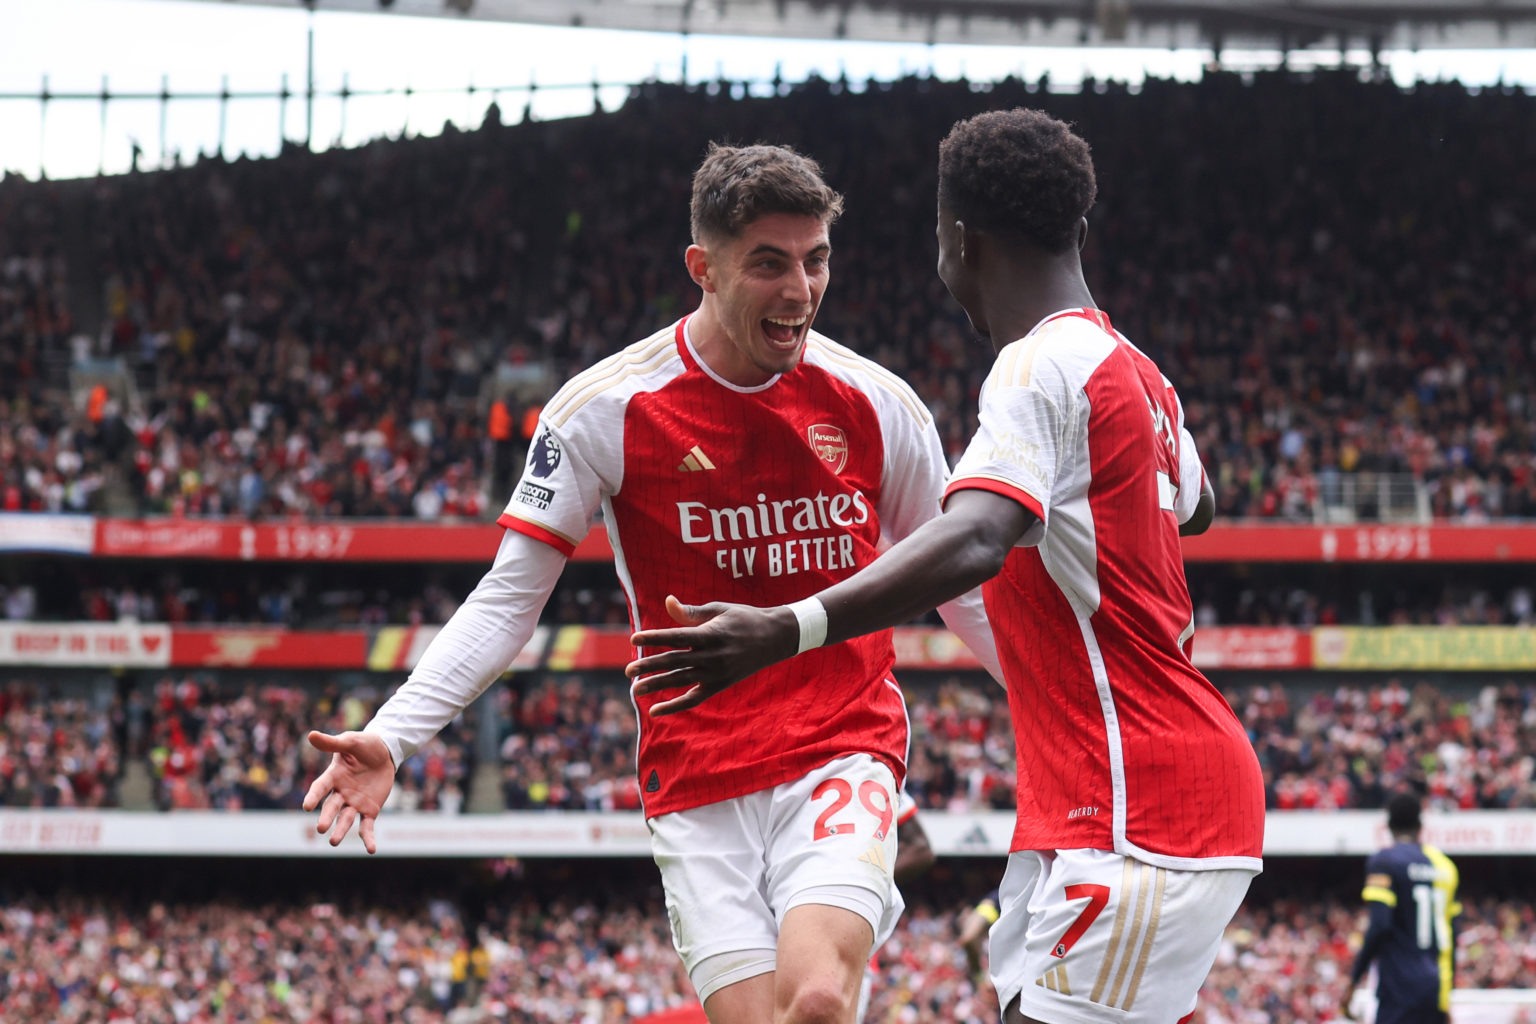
[
  {"left": 302, "top": 730, "right": 395, "bottom": 854},
  {"left": 627, "top": 595, "right": 799, "bottom": 716}
]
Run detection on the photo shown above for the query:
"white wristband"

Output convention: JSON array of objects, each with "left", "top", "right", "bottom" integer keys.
[{"left": 787, "top": 597, "right": 828, "bottom": 654}]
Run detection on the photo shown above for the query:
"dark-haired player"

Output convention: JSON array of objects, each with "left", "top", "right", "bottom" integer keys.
[
  {"left": 1343, "top": 793, "right": 1461, "bottom": 1024},
  {"left": 628, "top": 109, "right": 1265, "bottom": 1024},
  {"left": 303, "top": 142, "right": 1000, "bottom": 1024}
]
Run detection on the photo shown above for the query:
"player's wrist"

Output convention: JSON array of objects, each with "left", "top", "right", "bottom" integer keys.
[{"left": 786, "top": 596, "right": 827, "bottom": 654}]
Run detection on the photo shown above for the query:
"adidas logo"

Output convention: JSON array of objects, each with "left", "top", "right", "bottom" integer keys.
[
  {"left": 960, "top": 824, "right": 990, "bottom": 848},
  {"left": 645, "top": 769, "right": 660, "bottom": 793},
  {"left": 1036, "top": 963, "right": 1070, "bottom": 995},
  {"left": 858, "top": 846, "right": 888, "bottom": 873},
  {"left": 677, "top": 445, "right": 717, "bottom": 472}
]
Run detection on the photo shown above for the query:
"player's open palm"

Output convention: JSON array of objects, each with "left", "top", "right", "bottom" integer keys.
[{"left": 303, "top": 730, "right": 394, "bottom": 854}]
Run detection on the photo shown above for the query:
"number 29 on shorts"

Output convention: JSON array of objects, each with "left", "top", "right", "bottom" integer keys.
[{"left": 811, "top": 778, "right": 894, "bottom": 840}]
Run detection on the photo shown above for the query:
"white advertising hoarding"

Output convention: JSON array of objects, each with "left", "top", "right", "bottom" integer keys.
[{"left": 0, "top": 810, "right": 1531, "bottom": 858}]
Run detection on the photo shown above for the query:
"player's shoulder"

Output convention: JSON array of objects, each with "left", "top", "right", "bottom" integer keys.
[
  {"left": 541, "top": 323, "right": 685, "bottom": 430},
  {"left": 991, "top": 314, "right": 1117, "bottom": 393},
  {"left": 1369, "top": 841, "right": 1420, "bottom": 877},
  {"left": 1364, "top": 846, "right": 1396, "bottom": 873},
  {"left": 800, "top": 330, "right": 932, "bottom": 428}
]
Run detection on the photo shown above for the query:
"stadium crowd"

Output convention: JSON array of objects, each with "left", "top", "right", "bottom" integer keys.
[
  {"left": 3, "top": 673, "right": 1531, "bottom": 813},
  {"left": 0, "top": 680, "right": 121, "bottom": 809},
  {"left": 5, "top": 557, "right": 1536, "bottom": 630},
  {"left": 1, "top": 71, "right": 1534, "bottom": 523},
  {"left": 0, "top": 890, "right": 1529, "bottom": 1023},
  {"left": 139, "top": 677, "right": 475, "bottom": 813}
]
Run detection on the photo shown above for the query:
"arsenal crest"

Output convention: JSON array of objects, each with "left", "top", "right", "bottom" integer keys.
[{"left": 807, "top": 424, "right": 849, "bottom": 474}]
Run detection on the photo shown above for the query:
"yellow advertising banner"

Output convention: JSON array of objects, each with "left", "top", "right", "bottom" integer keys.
[{"left": 1312, "top": 627, "right": 1536, "bottom": 670}]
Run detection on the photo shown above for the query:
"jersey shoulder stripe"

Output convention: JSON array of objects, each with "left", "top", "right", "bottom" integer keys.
[
  {"left": 990, "top": 319, "right": 1116, "bottom": 397},
  {"left": 803, "top": 332, "right": 932, "bottom": 427},
  {"left": 543, "top": 326, "right": 680, "bottom": 428},
  {"left": 993, "top": 332, "right": 1052, "bottom": 389}
]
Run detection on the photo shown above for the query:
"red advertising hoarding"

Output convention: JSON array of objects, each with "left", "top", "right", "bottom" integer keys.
[{"left": 62, "top": 518, "right": 1536, "bottom": 564}]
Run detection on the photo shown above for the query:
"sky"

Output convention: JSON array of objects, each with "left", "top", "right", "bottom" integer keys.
[{"left": 2, "top": 0, "right": 1535, "bottom": 180}]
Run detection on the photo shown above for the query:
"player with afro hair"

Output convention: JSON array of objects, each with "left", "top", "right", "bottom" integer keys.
[{"left": 938, "top": 108, "right": 1097, "bottom": 254}]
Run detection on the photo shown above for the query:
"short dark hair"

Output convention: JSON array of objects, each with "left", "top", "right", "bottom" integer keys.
[
  {"left": 938, "top": 108, "right": 1097, "bottom": 253},
  {"left": 1387, "top": 791, "right": 1423, "bottom": 835},
  {"left": 690, "top": 142, "right": 844, "bottom": 243}
]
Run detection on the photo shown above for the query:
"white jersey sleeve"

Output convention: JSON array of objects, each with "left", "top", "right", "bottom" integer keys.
[
  {"left": 1171, "top": 385, "right": 1206, "bottom": 525},
  {"left": 365, "top": 529, "right": 565, "bottom": 768},
  {"left": 498, "top": 377, "right": 629, "bottom": 555},
  {"left": 947, "top": 332, "right": 1081, "bottom": 549}
]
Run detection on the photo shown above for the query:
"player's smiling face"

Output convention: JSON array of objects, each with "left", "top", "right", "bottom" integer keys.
[{"left": 687, "top": 212, "right": 830, "bottom": 387}]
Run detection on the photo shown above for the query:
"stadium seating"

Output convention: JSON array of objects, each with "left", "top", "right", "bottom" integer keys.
[
  {"left": 0, "top": 892, "right": 1528, "bottom": 1021},
  {"left": 4, "top": 673, "right": 1531, "bottom": 812},
  {"left": 2, "top": 73, "right": 1534, "bottom": 522}
]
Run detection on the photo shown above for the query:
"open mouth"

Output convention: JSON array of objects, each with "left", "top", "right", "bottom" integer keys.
[{"left": 762, "top": 314, "right": 809, "bottom": 349}]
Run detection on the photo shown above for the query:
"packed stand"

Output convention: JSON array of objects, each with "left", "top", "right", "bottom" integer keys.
[
  {"left": 0, "top": 562, "right": 631, "bottom": 629},
  {"left": 498, "top": 677, "right": 642, "bottom": 812},
  {"left": 1200, "top": 898, "right": 1536, "bottom": 1024},
  {"left": 0, "top": 890, "right": 1530, "bottom": 1023},
  {"left": 0, "top": 73, "right": 1532, "bottom": 520},
  {"left": 1237, "top": 679, "right": 1536, "bottom": 811},
  {"left": 900, "top": 677, "right": 1536, "bottom": 813},
  {"left": 143, "top": 676, "right": 475, "bottom": 812},
  {"left": 0, "top": 893, "right": 693, "bottom": 1024},
  {"left": 1189, "top": 577, "right": 1536, "bottom": 627},
  {"left": 0, "top": 175, "right": 97, "bottom": 515},
  {"left": 485, "top": 675, "right": 1536, "bottom": 814},
  {"left": 7, "top": 672, "right": 1534, "bottom": 813},
  {"left": 0, "top": 679, "right": 121, "bottom": 808}
]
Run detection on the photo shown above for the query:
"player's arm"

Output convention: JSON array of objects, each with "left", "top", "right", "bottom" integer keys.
[
  {"left": 304, "top": 529, "right": 566, "bottom": 852},
  {"left": 958, "top": 889, "right": 1001, "bottom": 981},
  {"left": 1342, "top": 867, "right": 1398, "bottom": 1019},
  {"left": 629, "top": 489, "right": 1033, "bottom": 714},
  {"left": 1179, "top": 470, "right": 1215, "bottom": 537},
  {"left": 892, "top": 796, "right": 935, "bottom": 884},
  {"left": 869, "top": 380, "right": 1006, "bottom": 683}
]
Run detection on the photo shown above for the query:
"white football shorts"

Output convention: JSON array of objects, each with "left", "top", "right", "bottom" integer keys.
[
  {"left": 647, "top": 753, "right": 905, "bottom": 1003},
  {"left": 989, "top": 848, "right": 1254, "bottom": 1024}
]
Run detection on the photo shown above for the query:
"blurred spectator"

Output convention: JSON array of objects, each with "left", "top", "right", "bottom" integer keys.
[
  {"left": 0, "top": 680, "right": 120, "bottom": 808},
  {"left": 7, "top": 673, "right": 1533, "bottom": 812},
  {"left": 1, "top": 71, "right": 1533, "bottom": 521},
  {"left": 0, "top": 891, "right": 1528, "bottom": 1022}
]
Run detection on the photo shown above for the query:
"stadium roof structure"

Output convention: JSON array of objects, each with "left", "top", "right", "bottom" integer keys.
[{"left": 179, "top": 0, "right": 1536, "bottom": 51}]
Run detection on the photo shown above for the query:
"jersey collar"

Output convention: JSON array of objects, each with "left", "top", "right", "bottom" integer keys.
[
  {"left": 1025, "top": 307, "right": 1115, "bottom": 339},
  {"left": 675, "top": 314, "right": 786, "bottom": 395}
]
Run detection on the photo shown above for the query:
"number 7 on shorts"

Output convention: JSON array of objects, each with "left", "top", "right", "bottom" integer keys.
[{"left": 1051, "top": 884, "right": 1110, "bottom": 958}]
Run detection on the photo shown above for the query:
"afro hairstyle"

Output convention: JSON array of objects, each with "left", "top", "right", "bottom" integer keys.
[{"left": 938, "top": 108, "right": 1097, "bottom": 254}]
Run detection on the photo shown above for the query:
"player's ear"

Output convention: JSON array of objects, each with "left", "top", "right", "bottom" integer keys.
[
  {"left": 956, "top": 220, "right": 978, "bottom": 267},
  {"left": 1077, "top": 217, "right": 1089, "bottom": 252},
  {"left": 685, "top": 243, "right": 716, "bottom": 293}
]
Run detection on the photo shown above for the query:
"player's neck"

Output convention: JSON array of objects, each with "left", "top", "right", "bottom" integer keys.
[
  {"left": 686, "top": 301, "right": 776, "bottom": 388},
  {"left": 980, "top": 256, "right": 1096, "bottom": 353}
]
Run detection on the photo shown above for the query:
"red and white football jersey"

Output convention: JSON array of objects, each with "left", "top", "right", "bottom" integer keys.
[
  {"left": 945, "top": 308, "right": 1264, "bottom": 870},
  {"left": 499, "top": 317, "right": 948, "bottom": 818}
]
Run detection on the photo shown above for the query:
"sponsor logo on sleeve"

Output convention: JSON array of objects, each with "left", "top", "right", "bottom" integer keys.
[
  {"left": 807, "top": 424, "right": 848, "bottom": 473},
  {"left": 529, "top": 430, "right": 563, "bottom": 478},
  {"left": 515, "top": 481, "right": 555, "bottom": 511}
]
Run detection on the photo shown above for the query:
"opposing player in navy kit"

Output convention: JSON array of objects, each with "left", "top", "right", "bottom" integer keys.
[{"left": 1343, "top": 793, "right": 1461, "bottom": 1024}]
